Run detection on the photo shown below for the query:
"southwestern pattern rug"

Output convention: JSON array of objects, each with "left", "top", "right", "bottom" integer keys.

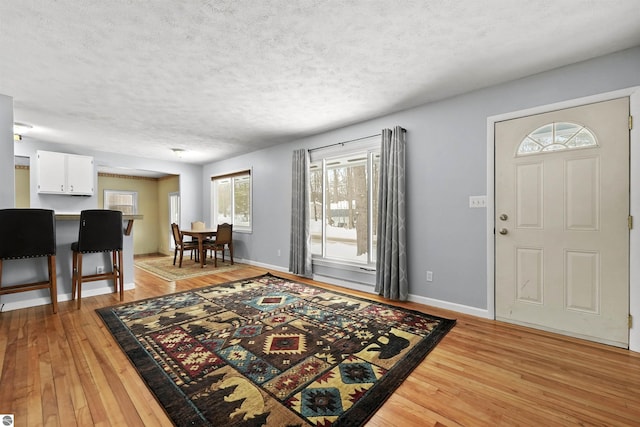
[{"left": 97, "top": 274, "right": 455, "bottom": 426}]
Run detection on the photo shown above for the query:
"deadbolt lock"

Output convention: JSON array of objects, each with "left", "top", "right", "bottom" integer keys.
[{"left": 499, "top": 214, "right": 508, "bottom": 221}]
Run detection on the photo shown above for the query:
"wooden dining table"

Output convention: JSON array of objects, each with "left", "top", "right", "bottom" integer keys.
[{"left": 181, "top": 228, "right": 217, "bottom": 268}]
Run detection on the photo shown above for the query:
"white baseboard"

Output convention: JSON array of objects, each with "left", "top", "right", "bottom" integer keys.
[
  {"left": 236, "top": 257, "right": 289, "bottom": 273},
  {"left": 313, "top": 272, "right": 489, "bottom": 319},
  {"left": 406, "top": 294, "right": 491, "bottom": 319}
]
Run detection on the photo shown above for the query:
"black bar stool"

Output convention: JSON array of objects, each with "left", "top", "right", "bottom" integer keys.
[
  {"left": 71, "top": 210, "right": 124, "bottom": 309},
  {"left": 0, "top": 208, "right": 58, "bottom": 313}
]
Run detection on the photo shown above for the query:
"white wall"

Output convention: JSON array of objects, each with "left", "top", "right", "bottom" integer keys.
[{"left": 203, "top": 46, "right": 640, "bottom": 313}]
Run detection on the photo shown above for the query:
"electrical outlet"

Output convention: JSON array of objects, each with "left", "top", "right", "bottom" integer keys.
[
  {"left": 277, "top": 249, "right": 281, "bottom": 257},
  {"left": 426, "top": 271, "right": 433, "bottom": 282},
  {"left": 469, "top": 195, "right": 487, "bottom": 208},
  {"left": 96, "top": 266, "right": 104, "bottom": 274}
]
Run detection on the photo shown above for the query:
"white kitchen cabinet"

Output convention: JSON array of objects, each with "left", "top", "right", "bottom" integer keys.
[
  {"left": 36, "top": 150, "right": 94, "bottom": 195},
  {"left": 36, "top": 151, "right": 66, "bottom": 194},
  {"left": 65, "top": 154, "right": 94, "bottom": 195}
]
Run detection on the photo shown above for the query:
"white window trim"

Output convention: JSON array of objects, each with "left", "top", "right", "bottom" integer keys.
[{"left": 210, "top": 169, "right": 253, "bottom": 233}]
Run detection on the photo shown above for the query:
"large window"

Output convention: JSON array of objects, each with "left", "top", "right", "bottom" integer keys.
[
  {"left": 211, "top": 170, "right": 252, "bottom": 232},
  {"left": 310, "top": 137, "right": 380, "bottom": 266}
]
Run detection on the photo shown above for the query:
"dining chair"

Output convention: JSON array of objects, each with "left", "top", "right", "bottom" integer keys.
[
  {"left": 171, "top": 223, "right": 198, "bottom": 267},
  {"left": 71, "top": 210, "right": 124, "bottom": 309},
  {"left": 210, "top": 223, "right": 233, "bottom": 267},
  {"left": 188, "top": 220, "right": 211, "bottom": 261},
  {"left": 191, "top": 221, "right": 205, "bottom": 230},
  {"left": 0, "top": 208, "right": 58, "bottom": 314}
]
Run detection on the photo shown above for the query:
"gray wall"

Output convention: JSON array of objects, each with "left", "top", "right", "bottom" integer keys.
[{"left": 203, "top": 46, "right": 640, "bottom": 310}]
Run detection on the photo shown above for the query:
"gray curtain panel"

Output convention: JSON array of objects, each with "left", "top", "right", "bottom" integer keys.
[
  {"left": 375, "top": 126, "right": 408, "bottom": 300},
  {"left": 289, "top": 148, "right": 313, "bottom": 277}
]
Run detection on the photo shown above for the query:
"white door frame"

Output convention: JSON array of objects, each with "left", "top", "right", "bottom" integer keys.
[
  {"left": 487, "top": 86, "right": 640, "bottom": 352},
  {"left": 169, "top": 191, "right": 180, "bottom": 250}
]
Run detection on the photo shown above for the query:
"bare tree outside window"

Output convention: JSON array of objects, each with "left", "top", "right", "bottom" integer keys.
[
  {"left": 214, "top": 179, "right": 232, "bottom": 224},
  {"left": 233, "top": 175, "right": 251, "bottom": 228},
  {"left": 310, "top": 166, "right": 323, "bottom": 254}
]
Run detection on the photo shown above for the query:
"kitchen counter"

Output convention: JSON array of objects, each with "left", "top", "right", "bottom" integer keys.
[
  {"left": 55, "top": 212, "right": 143, "bottom": 235},
  {"left": 54, "top": 213, "right": 143, "bottom": 220}
]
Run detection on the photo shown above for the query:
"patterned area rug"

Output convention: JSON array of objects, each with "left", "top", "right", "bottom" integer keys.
[
  {"left": 135, "top": 255, "right": 241, "bottom": 281},
  {"left": 97, "top": 274, "right": 455, "bottom": 426}
]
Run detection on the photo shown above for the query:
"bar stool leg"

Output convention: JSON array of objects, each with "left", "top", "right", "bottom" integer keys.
[
  {"left": 76, "top": 252, "right": 83, "bottom": 309},
  {"left": 118, "top": 250, "right": 124, "bottom": 301},
  {"left": 71, "top": 251, "right": 78, "bottom": 302},
  {"left": 49, "top": 254, "right": 58, "bottom": 314},
  {"left": 112, "top": 250, "right": 124, "bottom": 301},
  {"left": 111, "top": 251, "right": 118, "bottom": 295}
]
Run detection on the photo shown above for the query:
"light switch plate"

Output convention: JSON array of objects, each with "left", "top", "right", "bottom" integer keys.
[{"left": 469, "top": 195, "right": 487, "bottom": 208}]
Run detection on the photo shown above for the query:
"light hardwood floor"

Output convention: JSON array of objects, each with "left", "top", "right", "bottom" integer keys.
[{"left": 1, "top": 259, "right": 639, "bottom": 426}]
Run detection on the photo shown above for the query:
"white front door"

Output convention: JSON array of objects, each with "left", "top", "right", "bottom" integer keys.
[{"left": 495, "top": 98, "right": 630, "bottom": 347}]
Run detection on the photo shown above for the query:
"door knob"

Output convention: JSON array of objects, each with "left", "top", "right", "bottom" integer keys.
[
  {"left": 499, "top": 214, "right": 508, "bottom": 221},
  {"left": 499, "top": 228, "right": 508, "bottom": 235}
]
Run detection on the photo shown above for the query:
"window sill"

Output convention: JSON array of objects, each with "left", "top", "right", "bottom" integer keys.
[
  {"left": 312, "top": 257, "right": 376, "bottom": 275},
  {"left": 233, "top": 229, "right": 252, "bottom": 234}
]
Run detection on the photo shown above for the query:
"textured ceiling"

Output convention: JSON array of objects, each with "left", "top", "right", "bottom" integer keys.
[{"left": 2, "top": 0, "right": 640, "bottom": 165}]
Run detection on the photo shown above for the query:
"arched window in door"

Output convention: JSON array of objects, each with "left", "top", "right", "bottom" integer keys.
[{"left": 517, "top": 122, "right": 597, "bottom": 156}]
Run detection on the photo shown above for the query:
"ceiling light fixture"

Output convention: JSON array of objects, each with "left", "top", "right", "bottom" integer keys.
[
  {"left": 13, "top": 122, "right": 33, "bottom": 134},
  {"left": 13, "top": 122, "right": 33, "bottom": 141},
  {"left": 171, "top": 148, "right": 186, "bottom": 158}
]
